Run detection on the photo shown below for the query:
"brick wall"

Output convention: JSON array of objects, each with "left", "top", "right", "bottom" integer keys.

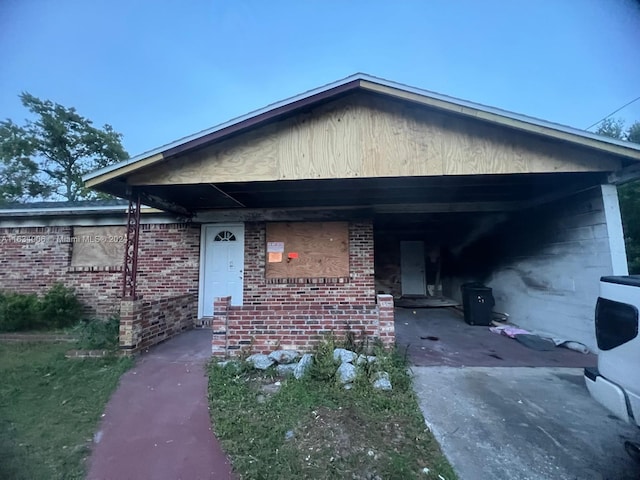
[
  {"left": 120, "top": 293, "right": 197, "bottom": 353},
  {"left": 211, "top": 221, "right": 395, "bottom": 355},
  {"left": 0, "top": 223, "right": 200, "bottom": 318}
]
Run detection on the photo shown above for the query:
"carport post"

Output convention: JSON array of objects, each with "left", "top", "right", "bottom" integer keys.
[
  {"left": 601, "top": 184, "right": 629, "bottom": 276},
  {"left": 122, "top": 193, "right": 142, "bottom": 299}
]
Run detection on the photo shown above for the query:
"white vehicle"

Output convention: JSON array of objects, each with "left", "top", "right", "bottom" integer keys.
[{"left": 585, "top": 275, "right": 640, "bottom": 460}]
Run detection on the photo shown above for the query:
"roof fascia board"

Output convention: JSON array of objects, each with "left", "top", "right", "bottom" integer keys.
[
  {"left": 83, "top": 77, "right": 364, "bottom": 184},
  {"left": 359, "top": 79, "right": 640, "bottom": 160},
  {"left": 84, "top": 153, "right": 164, "bottom": 188},
  {"left": 83, "top": 73, "right": 640, "bottom": 188},
  {"left": 0, "top": 205, "right": 161, "bottom": 216}
]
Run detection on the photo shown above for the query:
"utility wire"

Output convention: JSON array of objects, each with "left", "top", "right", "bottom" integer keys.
[{"left": 586, "top": 95, "right": 640, "bottom": 130}]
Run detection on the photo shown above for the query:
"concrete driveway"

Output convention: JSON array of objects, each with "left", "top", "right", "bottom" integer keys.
[{"left": 412, "top": 367, "right": 640, "bottom": 480}]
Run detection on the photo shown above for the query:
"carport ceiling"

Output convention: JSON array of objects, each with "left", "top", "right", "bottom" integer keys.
[{"left": 138, "top": 171, "right": 606, "bottom": 214}]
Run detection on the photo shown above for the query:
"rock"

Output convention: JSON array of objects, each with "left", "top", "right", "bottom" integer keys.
[
  {"left": 268, "top": 350, "right": 299, "bottom": 364},
  {"left": 276, "top": 363, "right": 297, "bottom": 376},
  {"left": 333, "top": 348, "right": 357, "bottom": 364},
  {"left": 343, "top": 383, "right": 353, "bottom": 390},
  {"left": 217, "top": 360, "right": 241, "bottom": 371},
  {"left": 372, "top": 371, "right": 392, "bottom": 391},
  {"left": 294, "top": 353, "right": 313, "bottom": 379},
  {"left": 246, "top": 354, "right": 275, "bottom": 370},
  {"left": 336, "top": 362, "right": 357, "bottom": 384},
  {"left": 356, "top": 354, "right": 377, "bottom": 365},
  {"left": 260, "top": 382, "right": 281, "bottom": 395}
]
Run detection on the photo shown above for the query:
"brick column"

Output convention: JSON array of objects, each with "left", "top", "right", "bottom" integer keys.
[
  {"left": 211, "top": 296, "right": 231, "bottom": 357},
  {"left": 376, "top": 294, "right": 395, "bottom": 347},
  {"left": 120, "top": 298, "right": 143, "bottom": 354}
]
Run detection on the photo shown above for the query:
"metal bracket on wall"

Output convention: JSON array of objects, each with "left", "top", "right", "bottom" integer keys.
[{"left": 122, "top": 194, "right": 141, "bottom": 299}]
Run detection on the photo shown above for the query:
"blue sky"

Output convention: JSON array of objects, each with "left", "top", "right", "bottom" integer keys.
[{"left": 1, "top": 0, "right": 639, "bottom": 157}]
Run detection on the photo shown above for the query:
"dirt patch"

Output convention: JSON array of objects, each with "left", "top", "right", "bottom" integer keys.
[{"left": 291, "top": 406, "right": 416, "bottom": 479}]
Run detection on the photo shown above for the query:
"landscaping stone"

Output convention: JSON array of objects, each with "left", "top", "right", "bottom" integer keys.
[
  {"left": 294, "top": 353, "right": 313, "bottom": 379},
  {"left": 356, "top": 354, "right": 377, "bottom": 365},
  {"left": 337, "top": 362, "right": 357, "bottom": 384},
  {"left": 276, "top": 363, "right": 297, "bottom": 376},
  {"left": 246, "top": 354, "right": 275, "bottom": 370},
  {"left": 343, "top": 383, "right": 354, "bottom": 390},
  {"left": 65, "top": 349, "right": 111, "bottom": 359},
  {"left": 333, "top": 348, "right": 357, "bottom": 364},
  {"left": 372, "top": 371, "right": 392, "bottom": 391},
  {"left": 260, "top": 382, "right": 282, "bottom": 395},
  {"left": 268, "top": 350, "right": 299, "bottom": 364}
]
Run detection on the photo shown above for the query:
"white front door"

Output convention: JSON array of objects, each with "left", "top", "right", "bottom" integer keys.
[
  {"left": 401, "top": 241, "right": 426, "bottom": 296},
  {"left": 200, "top": 224, "right": 245, "bottom": 317}
]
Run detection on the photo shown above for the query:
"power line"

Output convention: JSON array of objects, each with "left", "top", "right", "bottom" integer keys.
[{"left": 586, "top": 95, "right": 640, "bottom": 130}]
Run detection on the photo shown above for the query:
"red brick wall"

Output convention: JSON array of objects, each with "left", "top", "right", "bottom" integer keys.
[
  {"left": 217, "top": 221, "right": 394, "bottom": 354},
  {"left": 120, "top": 293, "right": 197, "bottom": 353},
  {"left": 0, "top": 223, "right": 200, "bottom": 318}
]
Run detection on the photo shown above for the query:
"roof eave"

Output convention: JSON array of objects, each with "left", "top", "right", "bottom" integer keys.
[{"left": 83, "top": 73, "right": 640, "bottom": 189}]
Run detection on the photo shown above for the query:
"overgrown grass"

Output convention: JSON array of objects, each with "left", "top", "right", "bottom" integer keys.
[
  {"left": 208, "top": 337, "right": 457, "bottom": 480},
  {"left": 0, "top": 342, "right": 132, "bottom": 480},
  {"left": 72, "top": 316, "right": 120, "bottom": 351}
]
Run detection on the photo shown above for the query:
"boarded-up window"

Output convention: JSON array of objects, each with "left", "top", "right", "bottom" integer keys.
[
  {"left": 70, "top": 226, "right": 126, "bottom": 267},
  {"left": 265, "top": 222, "right": 349, "bottom": 279}
]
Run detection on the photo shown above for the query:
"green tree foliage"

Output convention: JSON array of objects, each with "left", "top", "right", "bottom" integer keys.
[
  {"left": 0, "top": 93, "right": 128, "bottom": 203},
  {"left": 0, "top": 121, "right": 52, "bottom": 203},
  {"left": 595, "top": 118, "right": 640, "bottom": 273}
]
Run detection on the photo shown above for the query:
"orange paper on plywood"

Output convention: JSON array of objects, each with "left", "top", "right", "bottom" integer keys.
[
  {"left": 268, "top": 252, "right": 283, "bottom": 263},
  {"left": 265, "top": 222, "right": 349, "bottom": 279}
]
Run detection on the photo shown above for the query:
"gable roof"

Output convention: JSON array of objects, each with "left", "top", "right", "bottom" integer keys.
[{"left": 84, "top": 73, "right": 640, "bottom": 188}]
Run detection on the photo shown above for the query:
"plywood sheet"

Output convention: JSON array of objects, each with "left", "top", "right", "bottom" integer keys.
[
  {"left": 70, "top": 226, "right": 126, "bottom": 266},
  {"left": 126, "top": 93, "right": 621, "bottom": 187},
  {"left": 266, "top": 222, "right": 349, "bottom": 279}
]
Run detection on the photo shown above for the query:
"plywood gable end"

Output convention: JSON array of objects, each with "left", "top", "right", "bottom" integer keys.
[{"left": 126, "top": 94, "right": 621, "bottom": 186}]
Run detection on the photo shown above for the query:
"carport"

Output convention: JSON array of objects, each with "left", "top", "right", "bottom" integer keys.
[{"left": 83, "top": 74, "right": 640, "bottom": 355}]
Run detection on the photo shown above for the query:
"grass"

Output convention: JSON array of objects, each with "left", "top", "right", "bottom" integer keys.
[
  {"left": 208, "top": 338, "right": 457, "bottom": 480},
  {"left": 0, "top": 342, "right": 132, "bottom": 480}
]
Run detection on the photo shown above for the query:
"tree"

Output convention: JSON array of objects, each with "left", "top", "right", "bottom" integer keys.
[
  {"left": 0, "top": 120, "right": 51, "bottom": 204},
  {"left": 595, "top": 118, "right": 640, "bottom": 274},
  {"left": 0, "top": 93, "right": 128, "bottom": 202}
]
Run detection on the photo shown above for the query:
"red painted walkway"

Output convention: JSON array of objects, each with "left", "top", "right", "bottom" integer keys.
[{"left": 87, "top": 329, "right": 235, "bottom": 480}]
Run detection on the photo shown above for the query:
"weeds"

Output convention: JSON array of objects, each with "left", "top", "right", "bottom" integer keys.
[
  {"left": 208, "top": 334, "right": 457, "bottom": 480},
  {"left": 73, "top": 316, "right": 120, "bottom": 351}
]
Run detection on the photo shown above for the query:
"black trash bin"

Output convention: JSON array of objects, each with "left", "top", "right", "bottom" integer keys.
[{"left": 460, "top": 283, "right": 495, "bottom": 326}]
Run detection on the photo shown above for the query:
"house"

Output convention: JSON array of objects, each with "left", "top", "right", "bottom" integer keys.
[
  {"left": 3, "top": 74, "right": 639, "bottom": 355},
  {"left": 0, "top": 200, "right": 198, "bottom": 348}
]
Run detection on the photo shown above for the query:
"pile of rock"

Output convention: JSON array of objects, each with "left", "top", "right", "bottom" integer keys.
[
  {"left": 229, "top": 347, "right": 392, "bottom": 391},
  {"left": 245, "top": 350, "right": 313, "bottom": 379}
]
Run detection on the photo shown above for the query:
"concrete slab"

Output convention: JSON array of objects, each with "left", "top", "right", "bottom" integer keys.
[
  {"left": 87, "top": 329, "right": 235, "bottom": 480},
  {"left": 412, "top": 366, "right": 639, "bottom": 480},
  {"left": 396, "top": 308, "right": 597, "bottom": 368}
]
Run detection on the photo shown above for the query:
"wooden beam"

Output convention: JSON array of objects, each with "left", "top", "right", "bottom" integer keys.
[
  {"left": 608, "top": 163, "right": 640, "bottom": 185},
  {"left": 193, "top": 206, "right": 373, "bottom": 223},
  {"left": 138, "top": 192, "right": 193, "bottom": 218},
  {"left": 373, "top": 201, "right": 521, "bottom": 213},
  {"left": 210, "top": 184, "right": 246, "bottom": 207}
]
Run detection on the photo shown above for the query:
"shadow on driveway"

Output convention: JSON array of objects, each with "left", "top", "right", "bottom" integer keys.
[{"left": 412, "top": 366, "right": 639, "bottom": 480}]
